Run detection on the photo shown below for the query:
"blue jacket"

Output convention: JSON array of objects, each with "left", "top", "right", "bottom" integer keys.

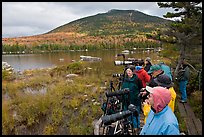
[
  {"left": 159, "top": 63, "right": 173, "bottom": 81},
  {"left": 140, "top": 106, "right": 180, "bottom": 135}
]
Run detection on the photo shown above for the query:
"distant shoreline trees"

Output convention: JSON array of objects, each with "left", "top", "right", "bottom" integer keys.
[{"left": 2, "top": 40, "right": 161, "bottom": 54}]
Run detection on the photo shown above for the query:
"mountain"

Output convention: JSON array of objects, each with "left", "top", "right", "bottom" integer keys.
[
  {"left": 2, "top": 9, "right": 172, "bottom": 51},
  {"left": 48, "top": 9, "right": 171, "bottom": 36}
]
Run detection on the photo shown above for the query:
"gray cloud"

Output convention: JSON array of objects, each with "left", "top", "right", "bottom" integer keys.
[{"left": 2, "top": 2, "right": 175, "bottom": 38}]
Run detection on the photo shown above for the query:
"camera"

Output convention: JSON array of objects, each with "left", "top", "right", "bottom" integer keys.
[
  {"left": 114, "top": 60, "right": 138, "bottom": 66},
  {"left": 102, "top": 110, "right": 132, "bottom": 125},
  {"left": 105, "top": 88, "right": 130, "bottom": 98},
  {"left": 112, "top": 73, "right": 124, "bottom": 77},
  {"left": 101, "top": 96, "right": 121, "bottom": 115},
  {"left": 138, "top": 88, "right": 150, "bottom": 102},
  {"left": 101, "top": 104, "right": 138, "bottom": 125}
]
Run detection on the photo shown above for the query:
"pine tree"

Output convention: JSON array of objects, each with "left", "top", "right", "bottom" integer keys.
[{"left": 157, "top": 2, "right": 202, "bottom": 76}]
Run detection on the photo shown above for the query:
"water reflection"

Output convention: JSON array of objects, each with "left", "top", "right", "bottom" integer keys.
[{"left": 2, "top": 50, "right": 158, "bottom": 73}]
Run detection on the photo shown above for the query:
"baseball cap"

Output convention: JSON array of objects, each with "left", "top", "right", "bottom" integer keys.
[{"left": 148, "top": 64, "right": 161, "bottom": 74}]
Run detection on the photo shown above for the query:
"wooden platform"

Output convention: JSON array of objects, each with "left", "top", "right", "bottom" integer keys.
[{"left": 177, "top": 102, "right": 202, "bottom": 135}]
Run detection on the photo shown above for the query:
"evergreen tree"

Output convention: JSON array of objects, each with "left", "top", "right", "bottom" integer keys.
[{"left": 157, "top": 2, "right": 202, "bottom": 75}]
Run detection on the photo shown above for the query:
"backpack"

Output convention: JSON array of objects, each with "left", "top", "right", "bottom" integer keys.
[{"left": 135, "top": 75, "right": 143, "bottom": 91}]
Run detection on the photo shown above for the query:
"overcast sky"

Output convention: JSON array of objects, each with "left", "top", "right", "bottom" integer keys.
[{"left": 2, "top": 2, "right": 177, "bottom": 38}]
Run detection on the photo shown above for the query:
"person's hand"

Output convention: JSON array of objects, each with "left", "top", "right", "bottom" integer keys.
[
  {"left": 139, "top": 88, "right": 147, "bottom": 97},
  {"left": 144, "top": 98, "right": 150, "bottom": 105}
]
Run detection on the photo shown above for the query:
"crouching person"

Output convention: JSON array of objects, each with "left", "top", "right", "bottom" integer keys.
[{"left": 140, "top": 86, "right": 180, "bottom": 135}]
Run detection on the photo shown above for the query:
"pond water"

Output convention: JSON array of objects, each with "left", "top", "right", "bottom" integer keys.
[{"left": 2, "top": 50, "right": 160, "bottom": 73}]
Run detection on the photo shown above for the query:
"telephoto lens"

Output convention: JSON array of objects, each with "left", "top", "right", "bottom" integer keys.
[
  {"left": 112, "top": 73, "right": 123, "bottom": 77},
  {"left": 114, "top": 61, "right": 133, "bottom": 66},
  {"left": 105, "top": 88, "right": 130, "bottom": 97},
  {"left": 128, "top": 104, "right": 138, "bottom": 117},
  {"left": 101, "top": 110, "right": 132, "bottom": 125},
  {"left": 101, "top": 104, "right": 138, "bottom": 125}
]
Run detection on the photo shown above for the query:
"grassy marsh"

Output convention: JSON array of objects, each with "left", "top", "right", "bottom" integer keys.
[{"left": 2, "top": 61, "right": 106, "bottom": 135}]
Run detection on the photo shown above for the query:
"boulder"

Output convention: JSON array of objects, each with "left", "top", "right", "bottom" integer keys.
[{"left": 66, "top": 74, "right": 79, "bottom": 78}]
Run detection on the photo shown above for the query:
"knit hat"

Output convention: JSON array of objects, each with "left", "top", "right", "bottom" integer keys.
[
  {"left": 145, "top": 86, "right": 171, "bottom": 113},
  {"left": 145, "top": 57, "right": 151, "bottom": 62},
  {"left": 148, "top": 64, "right": 161, "bottom": 74},
  {"left": 135, "top": 66, "right": 142, "bottom": 71}
]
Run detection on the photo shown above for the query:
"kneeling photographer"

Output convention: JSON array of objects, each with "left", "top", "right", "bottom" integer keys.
[{"left": 121, "top": 66, "right": 143, "bottom": 134}]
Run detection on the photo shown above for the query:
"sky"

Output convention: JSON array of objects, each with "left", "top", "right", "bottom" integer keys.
[{"left": 2, "top": 2, "right": 177, "bottom": 38}]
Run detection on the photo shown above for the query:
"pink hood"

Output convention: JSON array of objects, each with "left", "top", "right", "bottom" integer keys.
[{"left": 146, "top": 86, "right": 171, "bottom": 113}]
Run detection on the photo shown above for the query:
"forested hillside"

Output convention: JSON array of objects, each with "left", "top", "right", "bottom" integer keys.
[{"left": 2, "top": 9, "right": 172, "bottom": 52}]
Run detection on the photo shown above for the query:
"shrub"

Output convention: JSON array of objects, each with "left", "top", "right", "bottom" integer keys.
[{"left": 2, "top": 70, "right": 15, "bottom": 81}]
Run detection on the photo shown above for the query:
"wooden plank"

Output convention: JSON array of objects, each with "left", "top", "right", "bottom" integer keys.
[
  {"left": 177, "top": 102, "right": 187, "bottom": 117},
  {"left": 184, "top": 103, "right": 202, "bottom": 135},
  {"left": 183, "top": 117, "right": 191, "bottom": 135},
  {"left": 184, "top": 103, "right": 197, "bottom": 120},
  {"left": 185, "top": 116, "right": 197, "bottom": 135},
  {"left": 178, "top": 103, "right": 202, "bottom": 135},
  {"left": 194, "top": 118, "right": 202, "bottom": 135}
]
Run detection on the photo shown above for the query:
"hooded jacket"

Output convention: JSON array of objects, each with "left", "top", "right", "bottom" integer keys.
[
  {"left": 159, "top": 63, "right": 173, "bottom": 81},
  {"left": 140, "top": 106, "right": 180, "bottom": 135},
  {"left": 140, "top": 86, "right": 180, "bottom": 135},
  {"left": 144, "top": 62, "right": 152, "bottom": 72},
  {"left": 143, "top": 87, "right": 177, "bottom": 123},
  {"left": 135, "top": 67, "right": 150, "bottom": 88}
]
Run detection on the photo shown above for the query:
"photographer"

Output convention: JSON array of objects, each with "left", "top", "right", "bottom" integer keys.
[
  {"left": 147, "top": 64, "right": 164, "bottom": 87},
  {"left": 159, "top": 61, "right": 173, "bottom": 81},
  {"left": 141, "top": 74, "right": 176, "bottom": 123},
  {"left": 144, "top": 57, "right": 152, "bottom": 72},
  {"left": 134, "top": 60, "right": 151, "bottom": 88},
  {"left": 121, "top": 66, "right": 142, "bottom": 134},
  {"left": 140, "top": 86, "right": 180, "bottom": 135},
  {"left": 177, "top": 60, "right": 190, "bottom": 103}
]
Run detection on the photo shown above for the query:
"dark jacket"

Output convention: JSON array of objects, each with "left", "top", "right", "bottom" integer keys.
[
  {"left": 121, "top": 74, "right": 142, "bottom": 107},
  {"left": 144, "top": 62, "right": 152, "bottom": 72},
  {"left": 148, "top": 70, "right": 164, "bottom": 87},
  {"left": 178, "top": 65, "right": 190, "bottom": 81}
]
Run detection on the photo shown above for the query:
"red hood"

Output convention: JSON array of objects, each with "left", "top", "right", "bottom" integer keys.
[{"left": 146, "top": 86, "right": 171, "bottom": 113}]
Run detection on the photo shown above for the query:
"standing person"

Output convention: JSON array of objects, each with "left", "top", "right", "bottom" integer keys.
[
  {"left": 159, "top": 61, "right": 173, "bottom": 81},
  {"left": 140, "top": 86, "right": 180, "bottom": 135},
  {"left": 147, "top": 64, "right": 164, "bottom": 87},
  {"left": 177, "top": 61, "right": 190, "bottom": 103},
  {"left": 141, "top": 65, "right": 164, "bottom": 124},
  {"left": 154, "top": 74, "right": 176, "bottom": 112},
  {"left": 121, "top": 66, "right": 142, "bottom": 134},
  {"left": 144, "top": 57, "right": 152, "bottom": 72},
  {"left": 142, "top": 74, "right": 177, "bottom": 123},
  {"left": 135, "top": 60, "right": 151, "bottom": 88}
]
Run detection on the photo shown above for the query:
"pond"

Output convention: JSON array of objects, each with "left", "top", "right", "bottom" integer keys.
[{"left": 2, "top": 49, "right": 161, "bottom": 73}]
